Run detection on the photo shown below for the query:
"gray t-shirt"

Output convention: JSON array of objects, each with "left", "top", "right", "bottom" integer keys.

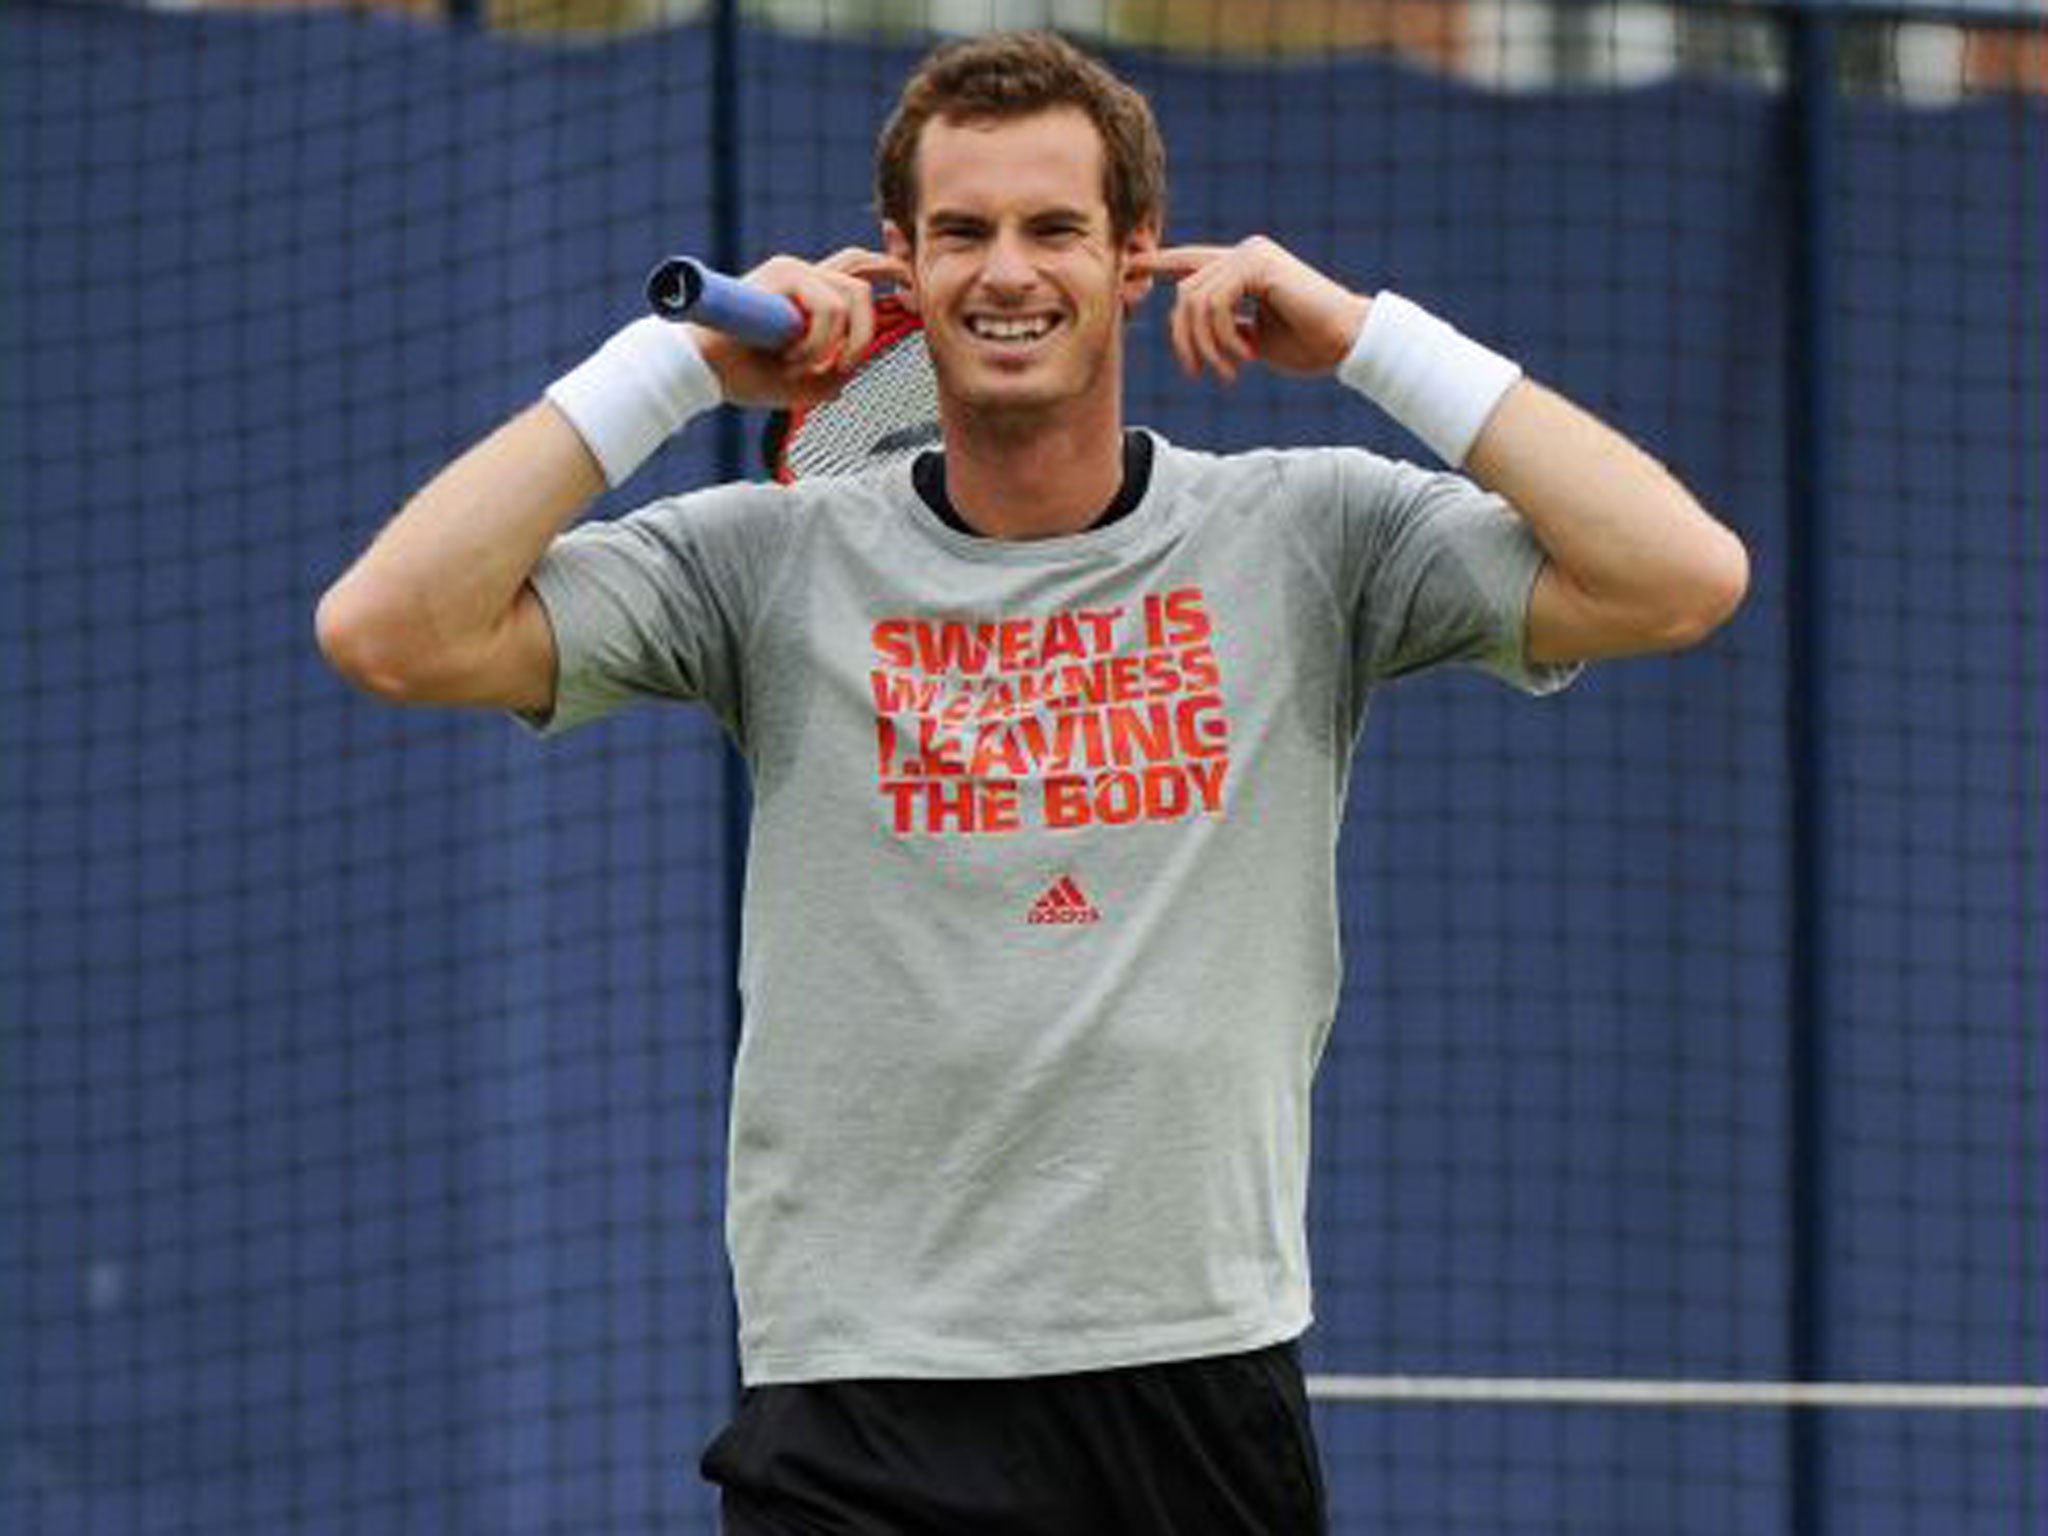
[{"left": 523, "top": 434, "right": 1575, "bottom": 1385}]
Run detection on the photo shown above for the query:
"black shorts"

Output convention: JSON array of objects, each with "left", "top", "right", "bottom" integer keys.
[{"left": 701, "top": 1338, "right": 1328, "bottom": 1536}]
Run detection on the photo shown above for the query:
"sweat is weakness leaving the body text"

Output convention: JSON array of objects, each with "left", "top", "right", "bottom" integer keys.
[{"left": 868, "top": 586, "right": 1233, "bottom": 836}]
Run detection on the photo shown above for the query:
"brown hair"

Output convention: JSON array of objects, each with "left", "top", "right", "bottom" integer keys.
[{"left": 874, "top": 31, "right": 1167, "bottom": 244}]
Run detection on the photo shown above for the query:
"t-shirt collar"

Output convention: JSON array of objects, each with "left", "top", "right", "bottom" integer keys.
[{"left": 911, "top": 429, "right": 1156, "bottom": 540}]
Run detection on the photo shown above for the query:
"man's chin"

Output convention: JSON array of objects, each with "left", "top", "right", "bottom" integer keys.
[
  {"left": 942, "top": 369, "right": 1068, "bottom": 418},
  {"left": 933, "top": 337, "right": 1113, "bottom": 426}
]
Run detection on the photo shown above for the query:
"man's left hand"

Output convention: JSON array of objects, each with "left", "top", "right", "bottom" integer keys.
[{"left": 1133, "top": 239, "right": 1370, "bottom": 383}]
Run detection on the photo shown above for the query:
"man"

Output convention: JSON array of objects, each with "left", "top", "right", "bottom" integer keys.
[{"left": 318, "top": 30, "right": 1747, "bottom": 1536}]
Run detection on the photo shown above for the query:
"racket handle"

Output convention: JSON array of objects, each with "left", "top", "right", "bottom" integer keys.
[{"left": 645, "top": 257, "right": 803, "bottom": 349}]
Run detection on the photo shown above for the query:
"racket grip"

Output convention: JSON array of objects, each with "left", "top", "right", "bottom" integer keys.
[{"left": 645, "top": 257, "right": 803, "bottom": 350}]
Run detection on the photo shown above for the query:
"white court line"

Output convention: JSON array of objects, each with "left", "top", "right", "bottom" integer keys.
[{"left": 1306, "top": 1375, "right": 2048, "bottom": 1411}]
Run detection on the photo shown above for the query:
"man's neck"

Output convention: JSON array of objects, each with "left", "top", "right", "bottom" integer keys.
[{"left": 936, "top": 400, "right": 1127, "bottom": 541}]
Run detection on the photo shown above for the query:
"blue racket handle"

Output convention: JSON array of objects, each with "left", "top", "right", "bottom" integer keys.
[{"left": 645, "top": 257, "right": 803, "bottom": 349}]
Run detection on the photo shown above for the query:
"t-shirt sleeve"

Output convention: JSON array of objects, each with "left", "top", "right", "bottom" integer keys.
[
  {"left": 1330, "top": 448, "right": 1580, "bottom": 696},
  {"left": 515, "top": 481, "right": 796, "bottom": 741}
]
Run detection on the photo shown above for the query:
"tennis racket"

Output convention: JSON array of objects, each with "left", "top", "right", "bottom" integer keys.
[{"left": 647, "top": 255, "right": 938, "bottom": 484}]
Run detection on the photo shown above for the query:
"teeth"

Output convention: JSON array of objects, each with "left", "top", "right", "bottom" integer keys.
[{"left": 968, "top": 314, "right": 1057, "bottom": 342}]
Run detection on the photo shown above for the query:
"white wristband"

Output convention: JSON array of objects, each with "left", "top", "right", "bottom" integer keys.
[
  {"left": 1337, "top": 291, "right": 1523, "bottom": 467},
  {"left": 543, "top": 316, "right": 724, "bottom": 488}
]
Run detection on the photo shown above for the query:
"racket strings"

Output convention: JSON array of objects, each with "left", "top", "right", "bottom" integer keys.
[{"left": 776, "top": 322, "right": 940, "bottom": 482}]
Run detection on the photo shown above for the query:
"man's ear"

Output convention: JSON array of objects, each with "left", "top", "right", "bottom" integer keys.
[
  {"left": 883, "top": 221, "right": 919, "bottom": 315},
  {"left": 1120, "top": 222, "right": 1160, "bottom": 315}
]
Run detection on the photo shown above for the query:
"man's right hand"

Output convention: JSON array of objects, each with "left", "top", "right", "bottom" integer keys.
[{"left": 693, "top": 248, "right": 912, "bottom": 408}]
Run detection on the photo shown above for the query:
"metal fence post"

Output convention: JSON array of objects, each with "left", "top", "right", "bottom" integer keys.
[{"left": 1786, "top": 7, "right": 1840, "bottom": 1535}]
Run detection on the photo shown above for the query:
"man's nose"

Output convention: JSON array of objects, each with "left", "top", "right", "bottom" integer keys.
[{"left": 980, "top": 227, "right": 1037, "bottom": 291}]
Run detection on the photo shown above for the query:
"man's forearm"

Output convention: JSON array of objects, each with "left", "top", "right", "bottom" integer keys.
[
  {"left": 316, "top": 400, "right": 602, "bottom": 696},
  {"left": 1327, "top": 288, "right": 1747, "bottom": 659},
  {"left": 1464, "top": 380, "right": 1750, "bottom": 653}
]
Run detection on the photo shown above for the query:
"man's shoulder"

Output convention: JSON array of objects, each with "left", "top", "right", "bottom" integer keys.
[
  {"left": 620, "top": 465, "right": 900, "bottom": 541},
  {"left": 1145, "top": 434, "right": 1405, "bottom": 509},
  {"left": 642, "top": 467, "right": 896, "bottom": 512},
  {"left": 1147, "top": 432, "right": 1400, "bottom": 473}
]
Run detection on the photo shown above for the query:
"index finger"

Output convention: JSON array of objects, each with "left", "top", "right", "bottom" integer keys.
[
  {"left": 1129, "top": 245, "right": 1232, "bottom": 281},
  {"left": 819, "top": 246, "right": 913, "bottom": 290}
]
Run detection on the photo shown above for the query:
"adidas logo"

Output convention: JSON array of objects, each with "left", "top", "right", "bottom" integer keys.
[{"left": 1027, "top": 875, "right": 1101, "bottom": 926}]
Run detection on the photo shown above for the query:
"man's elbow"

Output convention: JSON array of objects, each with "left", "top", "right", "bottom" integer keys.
[
  {"left": 1658, "top": 525, "right": 1751, "bottom": 649},
  {"left": 315, "top": 583, "right": 432, "bottom": 702}
]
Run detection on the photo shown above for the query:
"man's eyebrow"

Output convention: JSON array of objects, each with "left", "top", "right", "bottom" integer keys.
[{"left": 922, "top": 204, "right": 1098, "bottom": 227}]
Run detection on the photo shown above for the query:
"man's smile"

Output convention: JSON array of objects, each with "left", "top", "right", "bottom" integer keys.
[{"left": 962, "top": 310, "right": 1067, "bottom": 349}]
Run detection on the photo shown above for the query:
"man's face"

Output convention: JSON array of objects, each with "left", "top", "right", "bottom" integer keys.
[{"left": 887, "top": 108, "right": 1155, "bottom": 426}]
